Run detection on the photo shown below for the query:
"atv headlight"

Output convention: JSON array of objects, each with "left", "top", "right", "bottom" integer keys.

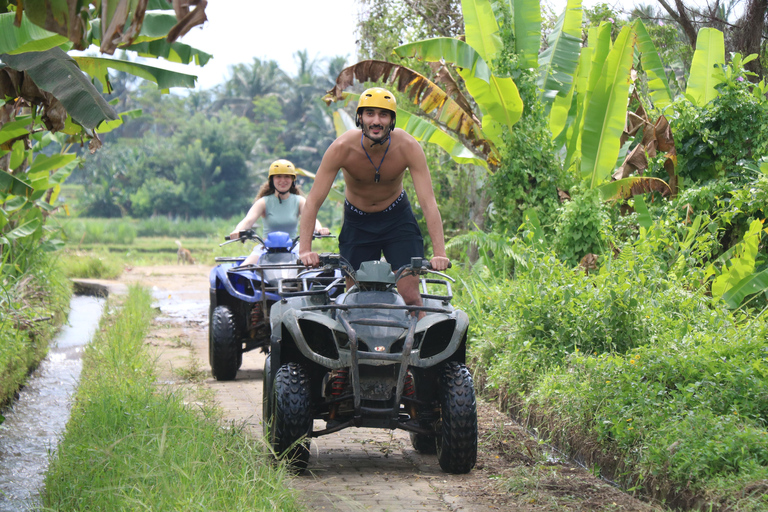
[
  {"left": 419, "top": 319, "right": 456, "bottom": 359},
  {"left": 298, "top": 320, "right": 340, "bottom": 360}
]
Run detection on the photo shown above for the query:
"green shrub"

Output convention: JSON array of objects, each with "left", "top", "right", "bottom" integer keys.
[
  {"left": 458, "top": 237, "right": 768, "bottom": 508},
  {"left": 670, "top": 56, "right": 768, "bottom": 186},
  {"left": 553, "top": 189, "right": 611, "bottom": 266}
]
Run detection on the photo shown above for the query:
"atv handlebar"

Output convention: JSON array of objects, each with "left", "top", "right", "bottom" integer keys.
[
  {"left": 221, "top": 231, "right": 335, "bottom": 248},
  {"left": 305, "top": 253, "right": 454, "bottom": 284}
]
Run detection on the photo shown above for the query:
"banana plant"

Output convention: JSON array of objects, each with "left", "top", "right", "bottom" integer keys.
[
  {"left": 685, "top": 28, "right": 725, "bottom": 107},
  {"left": 0, "top": 0, "right": 211, "bottom": 266}
]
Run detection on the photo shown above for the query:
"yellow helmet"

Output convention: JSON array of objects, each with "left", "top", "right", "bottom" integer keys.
[
  {"left": 268, "top": 159, "right": 297, "bottom": 179},
  {"left": 356, "top": 87, "right": 397, "bottom": 129}
]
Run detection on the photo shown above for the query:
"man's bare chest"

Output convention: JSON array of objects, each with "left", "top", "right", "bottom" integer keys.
[{"left": 343, "top": 148, "right": 408, "bottom": 183}]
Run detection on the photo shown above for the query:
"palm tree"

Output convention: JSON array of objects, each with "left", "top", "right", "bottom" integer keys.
[{"left": 216, "top": 58, "right": 288, "bottom": 119}]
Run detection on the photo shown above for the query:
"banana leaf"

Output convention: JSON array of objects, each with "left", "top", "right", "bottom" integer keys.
[
  {"left": 0, "top": 170, "right": 33, "bottom": 197},
  {"left": 123, "top": 39, "right": 212, "bottom": 66},
  {"left": 721, "top": 268, "right": 768, "bottom": 309},
  {"left": 537, "top": 0, "right": 582, "bottom": 107},
  {"left": 633, "top": 19, "right": 673, "bottom": 111},
  {"left": 97, "top": 108, "right": 143, "bottom": 133},
  {"left": 0, "top": 12, "right": 69, "bottom": 54},
  {"left": 332, "top": 109, "right": 357, "bottom": 136},
  {"left": 581, "top": 25, "right": 636, "bottom": 188},
  {"left": 394, "top": 38, "right": 523, "bottom": 128},
  {"left": 512, "top": 0, "right": 542, "bottom": 69},
  {"left": 490, "top": 0, "right": 540, "bottom": 66},
  {"left": 5, "top": 215, "right": 41, "bottom": 241},
  {"left": 549, "top": 45, "right": 588, "bottom": 140},
  {"left": 595, "top": 176, "right": 671, "bottom": 202},
  {"left": 22, "top": 0, "right": 87, "bottom": 50},
  {"left": 1, "top": 48, "right": 118, "bottom": 129},
  {"left": 27, "top": 153, "right": 77, "bottom": 175},
  {"left": 632, "top": 194, "right": 653, "bottom": 229},
  {"left": 685, "top": 28, "right": 725, "bottom": 107},
  {"left": 0, "top": 118, "right": 34, "bottom": 147},
  {"left": 712, "top": 219, "right": 763, "bottom": 302},
  {"left": 461, "top": 0, "right": 503, "bottom": 62},
  {"left": 397, "top": 110, "right": 489, "bottom": 167},
  {"left": 74, "top": 55, "right": 197, "bottom": 91},
  {"left": 560, "top": 45, "right": 594, "bottom": 168},
  {"left": 89, "top": 15, "right": 212, "bottom": 66}
]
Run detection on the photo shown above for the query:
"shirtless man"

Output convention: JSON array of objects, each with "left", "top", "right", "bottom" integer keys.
[{"left": 298, "top": 87, "right": 451, "bottom": 308}]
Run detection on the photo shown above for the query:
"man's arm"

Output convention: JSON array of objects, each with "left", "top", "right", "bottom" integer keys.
[
  {"left": 299, "top": 141, "right": 344, "bottom": 266},
  {"left": 405, "top": 138, "right": 451, "bottom": 271}
]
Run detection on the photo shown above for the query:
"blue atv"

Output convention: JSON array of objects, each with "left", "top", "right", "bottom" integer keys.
[{"left": 208, "top": 230, "right": 305, "bottom": 381}]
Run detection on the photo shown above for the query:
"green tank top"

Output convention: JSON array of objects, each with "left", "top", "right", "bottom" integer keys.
[{"left": 263, "top": 194, "right": 300, "bottom": 238}]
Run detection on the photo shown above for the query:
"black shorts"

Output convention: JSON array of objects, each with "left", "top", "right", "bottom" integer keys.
[{"left": 339, "top": 191, "right": 424, "bottom": 270}]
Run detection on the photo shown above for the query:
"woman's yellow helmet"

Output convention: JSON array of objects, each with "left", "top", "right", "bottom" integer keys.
[{"left": 268, "top": 159, "right": 297, "bottom": 179}]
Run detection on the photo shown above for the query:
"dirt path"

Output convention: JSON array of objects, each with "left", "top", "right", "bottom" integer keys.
[{"left": 93, "top": 264, "right": 664, "bottom": 512}]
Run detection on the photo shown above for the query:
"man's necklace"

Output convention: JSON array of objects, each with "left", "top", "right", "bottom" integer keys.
[{"left": 361, "top": 132, "right": 391, "bottom": 183}]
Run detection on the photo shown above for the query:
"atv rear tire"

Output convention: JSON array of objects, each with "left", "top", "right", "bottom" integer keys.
[
  {"left": 436, "top": 362, "right": 477, "bottom": 474},
  {"left": 271, "top": 363, "right": 312, "bottom": 471},
  {"left": 210, "top": 305, "right": 241, "bottom": 381}
]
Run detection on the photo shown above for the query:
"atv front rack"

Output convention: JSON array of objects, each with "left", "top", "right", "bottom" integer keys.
[{"left": 278, "top": 273, "right": 454, "bottom": 305}]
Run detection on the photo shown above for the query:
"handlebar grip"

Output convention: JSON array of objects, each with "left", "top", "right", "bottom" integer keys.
[{"left": 224, "top": 235, "right": 231, "bottom": 241}]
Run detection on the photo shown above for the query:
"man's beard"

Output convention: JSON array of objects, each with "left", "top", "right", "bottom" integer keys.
[{"left": 362, "top": 123, "right": 391, "bottom": 145}]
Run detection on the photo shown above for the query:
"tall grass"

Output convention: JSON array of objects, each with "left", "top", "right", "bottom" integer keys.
[
  {"left": 57, "top": 216, "right": 240, "bottom": 244},
  {"left": 42, "top": 286, "right": 303, "bottom": 511}
]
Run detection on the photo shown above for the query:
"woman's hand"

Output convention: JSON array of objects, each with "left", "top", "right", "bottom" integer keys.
[{"left": 314, "top": 227, "right": 331, "bottom": 236}]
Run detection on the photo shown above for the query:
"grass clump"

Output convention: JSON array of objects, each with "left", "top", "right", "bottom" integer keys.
[
  {"left": 59, "top": 251, "right": 124, "bottom": 279},
  {"left": 42, "top": 286, "right": 303, "bottom": 511}
]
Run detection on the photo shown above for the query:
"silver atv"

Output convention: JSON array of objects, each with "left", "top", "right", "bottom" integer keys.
[{"left": 263, "top": 254, "right": 477, "bottom": 474}]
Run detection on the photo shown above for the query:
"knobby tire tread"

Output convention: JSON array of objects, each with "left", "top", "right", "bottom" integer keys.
[
  {"left": 211, "top": 305, "right": 240, "bottom": 381},
  {"left": 436, "top": 362, "right": 478, "bottom": 474},
  {"left": 273, "top": 363, "right": 312, "bottom": 470}
]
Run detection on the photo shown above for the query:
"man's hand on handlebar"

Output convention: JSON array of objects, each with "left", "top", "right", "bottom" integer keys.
[
  {"left": 430, "top": 255, "right": 451, "bottom": 272},
  {"left": 300, "top": 251, "right": 320, "bottom": 268},
  {"left": 314, "top": 227, "right": 331, "bottom": 236}
]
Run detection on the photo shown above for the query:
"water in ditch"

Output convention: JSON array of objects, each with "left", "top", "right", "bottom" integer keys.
[{"left": 0, "top": 295, "right": 106, "bottom": 512}]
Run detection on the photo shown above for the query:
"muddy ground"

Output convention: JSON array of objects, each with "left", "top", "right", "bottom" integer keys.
[{"left": 94, "top": 264, "right": 665, "bottom": 511}]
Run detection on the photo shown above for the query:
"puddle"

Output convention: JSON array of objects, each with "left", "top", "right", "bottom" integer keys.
[
  {"left": 0, "top": 295, "right": 105, "bottom": 511},
  {"left": 151, "top": 287, "right": 208, "bottom": 325}
]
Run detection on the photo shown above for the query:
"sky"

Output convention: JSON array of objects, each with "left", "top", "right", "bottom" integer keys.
[
  {"left": 168, "top": 0, "right": 717, "bottom": 92},
  {"left": 174, "top": 0, "right": 361, "bottom": 91}
]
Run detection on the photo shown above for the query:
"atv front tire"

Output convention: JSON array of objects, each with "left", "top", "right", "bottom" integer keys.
[
  {"left": 210, "top": 305, "right": 241, "bottom": 381},
  {"left": 436, "top": 362, "right": 477, "bottom": 474},
  {"left": 270, "top": 363, "right": 312, "bottom": 471}
]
